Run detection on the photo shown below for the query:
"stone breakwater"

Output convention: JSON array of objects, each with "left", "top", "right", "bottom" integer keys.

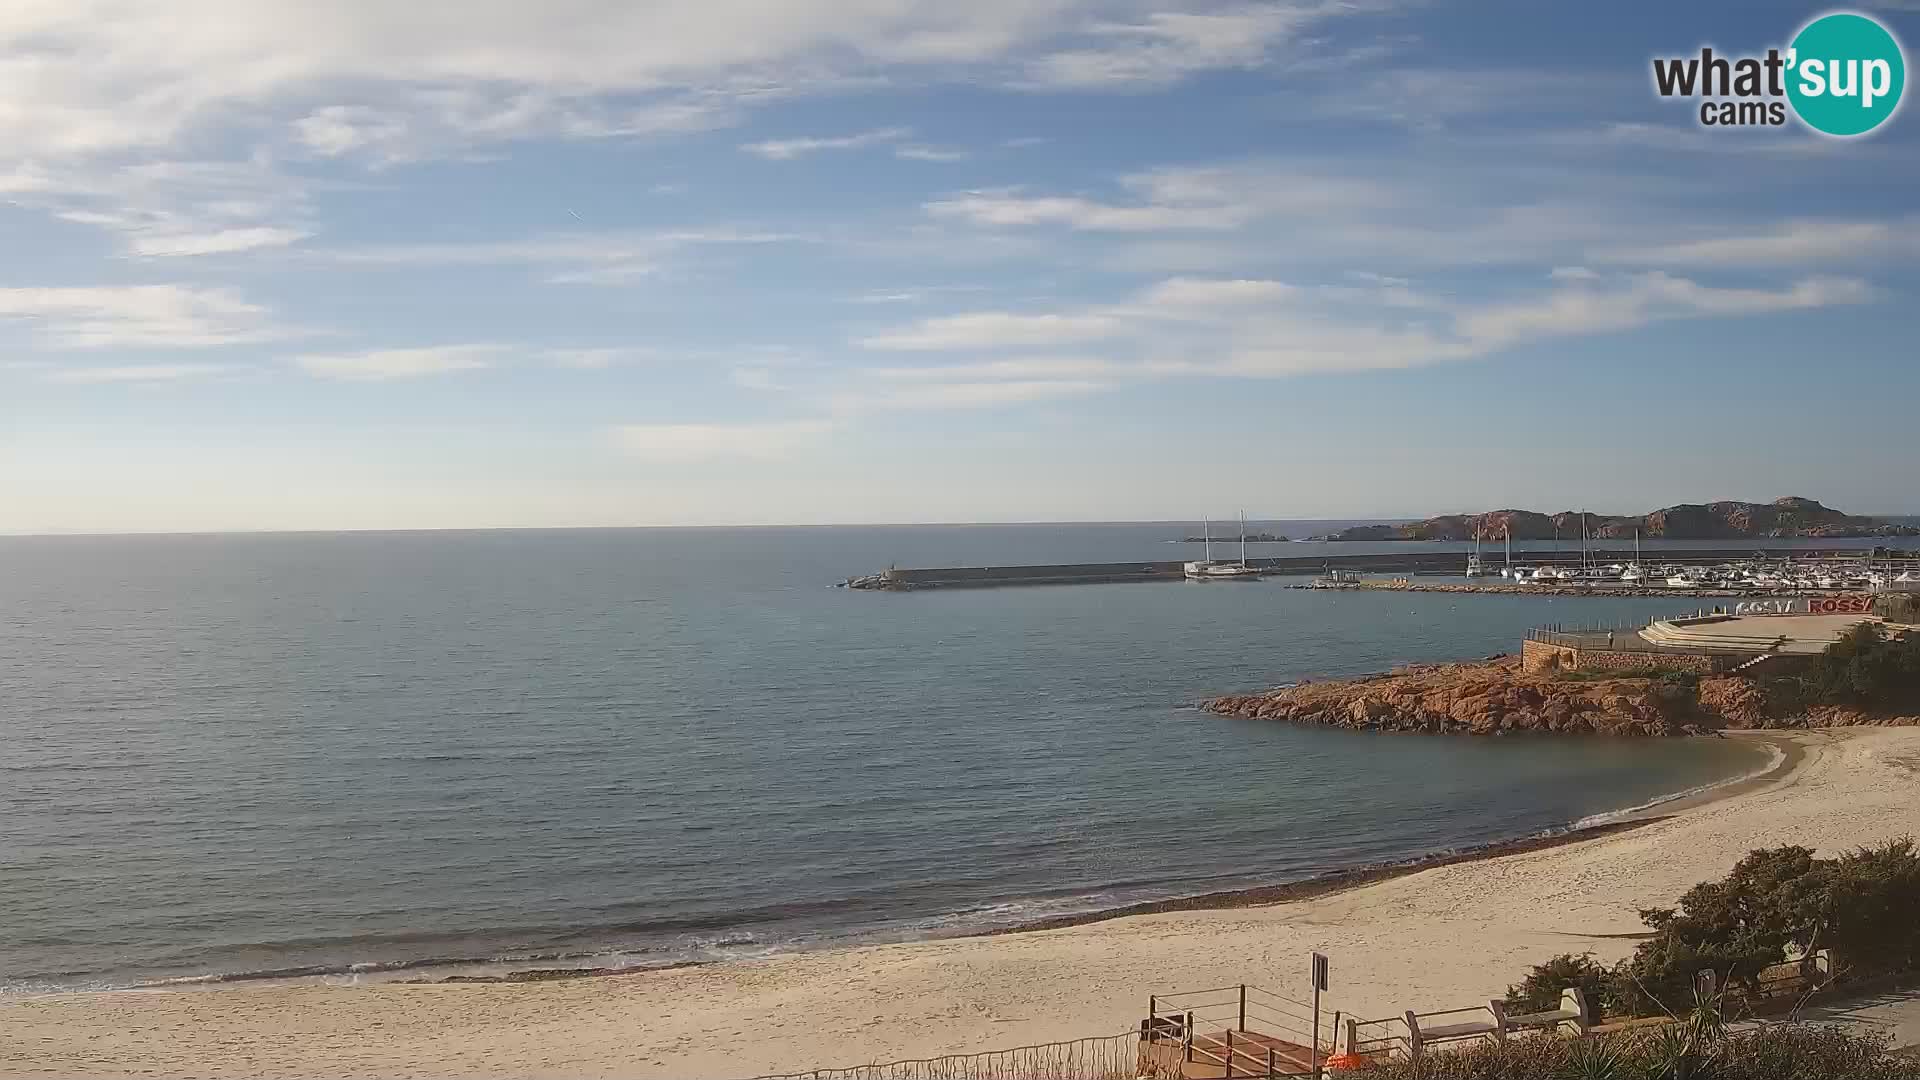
[{"left": 1202, "top": 658, "right": 1919, "bottom": 736}]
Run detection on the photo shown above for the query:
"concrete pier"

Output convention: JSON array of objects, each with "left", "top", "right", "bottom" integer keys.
[{"left": 844, "top": 547, "right": 1895, "bottom": 591}]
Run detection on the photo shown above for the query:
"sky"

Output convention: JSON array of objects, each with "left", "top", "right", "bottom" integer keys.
[{"left": 3, "top": 0, "right": 1918, "bottom": 532}]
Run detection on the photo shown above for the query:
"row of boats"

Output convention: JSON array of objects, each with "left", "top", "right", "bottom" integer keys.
[
  {"left": 1467, "top": 525, "right": 1920, "bottom": 590},
  {"left": 1479, "top": 560, "right": 1920, "bottom": 589}
]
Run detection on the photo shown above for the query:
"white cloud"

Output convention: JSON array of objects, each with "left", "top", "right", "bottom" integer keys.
[
  {"left": 845, "top": 270, "right": 1878, "bottom": 390},
  {"left": 6, "top": 158, "right": 314, "bottom": 258},
  {"left": 1018, "top": 4, "right": 1312, "bottom": 89},
  {"left": 1458, "top": 273, "right": 1874, "bottom": 350},
  {"left": 129, "top": 226, "right": 312, "bottom": 257},
  {"left": 866, "top": 356, "right": 1129, "bottom": 380},
  {"left": 610, "top": 419, "right": 833, "bottom": 460},
  {"left": 294, "top": 346, "right": 499, "bottom": 381},
  {"left": 925, "top": 166, "right": 1385, "bottom": 235},
  {"left": 1139, "top": 277, "right": 1294, "bottom": 307},
  {"left": 0, "top": 285, "right": 286, "bottom": 347},
  {"left": 740, "top": 127, "right": 911, "bottom": 160},
  {"left": 542, "top": 347, "right": 652, "bottom": 369},
  {"left": 1548, "top": 266, "right": 1599, "bottom": 281},
  {"left": 836, "top": 379, "right": 1108, "bottom": 411},
  {"left": 47, "top": 364, "right": 230, "bottom": 383},
  {"left": 319, "top": 228, "right": 801, "bottom": 283},
  {"left": 1598, "top": 219, "right": 1920, "bottom": 267},
  {"left": 894, "top": 145, "right": 969, "bottom": 162},
  {"left": 858, "top": 312, "right": 1123, "bottom": 350},
  {"left": 924, "top": 191, "right": 1251, "bottom": 231}
]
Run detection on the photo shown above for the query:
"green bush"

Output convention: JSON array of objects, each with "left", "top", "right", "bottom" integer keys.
[
  {"left": 1823, "top": 838, "right": 1920, "bottom": 976},
  {"left": 1794, "top": 623, "right": 1920, "bottom": 708},
  {"left": 1348, "top": 1024, "right": 1920, "bottom": 1080},
  {"left": 1593, "top": 841, "right": 1920, "bottom": 1018},
  {"left": 1616, "top": 846, "right": 1828, "bottom": 1015},
  {"left": 1504, "top": 953, "right": 1615, "bottom": 1023}
]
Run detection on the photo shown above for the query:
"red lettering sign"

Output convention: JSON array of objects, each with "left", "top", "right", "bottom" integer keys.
[{"left": 1807, "top": 594, "right": 1875, "bottom": 615}]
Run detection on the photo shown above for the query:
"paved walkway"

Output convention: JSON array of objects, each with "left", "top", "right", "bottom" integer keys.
[{"left": 1797, "top": 985, "right": 1920, "bottom": 1050}]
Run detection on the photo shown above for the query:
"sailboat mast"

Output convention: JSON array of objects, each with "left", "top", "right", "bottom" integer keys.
[
  {"left": 1204, "top": 517, "right": 1212, "bottom": 563},
  {"left": 1240, "top": 511, "right": 1248, "bottom": 568},
  {"left": 1505, "top": 525, "right": 1512, "bottom": 571}
]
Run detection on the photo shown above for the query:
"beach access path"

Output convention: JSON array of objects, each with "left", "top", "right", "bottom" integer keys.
[{"left": 3, "top": 729, "right": 1918, "bottom": 1080}]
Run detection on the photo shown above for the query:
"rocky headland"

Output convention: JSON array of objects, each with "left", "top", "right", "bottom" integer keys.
[
  {"left": 1315, "top": 496, "right": 1919, "bottom": 542},
  {"left": 1203, "top": 657, "right": 1920, "bottom": 736}
]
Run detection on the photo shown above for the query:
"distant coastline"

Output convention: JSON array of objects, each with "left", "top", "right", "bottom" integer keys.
[{"left": 1309, "top": 496, "right": 1920, "bottom": 542}]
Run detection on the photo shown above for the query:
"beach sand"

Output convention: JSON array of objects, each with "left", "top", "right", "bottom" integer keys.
[{"left": 4, "top": 728, "right": 1918, "bottom": 1080}]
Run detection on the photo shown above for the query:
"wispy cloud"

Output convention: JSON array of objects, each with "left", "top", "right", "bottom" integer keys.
[
  {"left": 1458, "top": 273, "right": 1875, "bottom": 349},
  {"left": 1017, "top": 4, "right": 1318, "bottom": 90},
  {"left": 318, "top": 228, "right": 801, "bottom": 284},
  {"left": 46, "top": 363, "right": 231, "bottom": 383},
  {"left": 1597, "top": 219, "right": 1920, "bottom": 267},
  {"left": 294, "top": 345, "right": 500, "bottom": 381},
  {"left": 865, "top": 356, "right": 1129, "bottom": 380},
  {"left": 848, "top": 271, "right": 1878, "bottom": 386},
  {"left": 894, "top": 145, "right": 969, "bottom": 162},
  {"left": 925, "top": 166, "right": 1384, "bottom": 235},
  {"left": 1138, "top": 277, "right": 1295, "bottom": 308},
  {"left": 0, "top": 285, "right": 288, "bottom": 347},
  {"left": 834, "top": 379, "right": 1108, "bottom": 412},
  {"left": 740, "top": 127, "right": 910, "bottom": 160},
  {"left": 6, "top": 159, "right": 314, "bottom": 258},
  {"left": 542, "top": 347, "right": 653, "bottom": 370},
  {"left": 925, "top": 189, "right": 1252, "bottom": 231},
  {"left": 859, "top": 312, "right": 1124, "bottom": 350},
  {"left": 610, "top": 420, "right": 833, "bottom": 460}
]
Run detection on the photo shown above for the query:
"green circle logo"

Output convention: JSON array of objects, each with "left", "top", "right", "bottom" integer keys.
[{"left": 1787, "top": 12, "right": 1906, "bottom": 136}]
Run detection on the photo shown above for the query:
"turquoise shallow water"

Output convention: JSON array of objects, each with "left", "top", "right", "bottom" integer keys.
[{"left": 0, "top": 525, "right": 1778, "bottom": 992}]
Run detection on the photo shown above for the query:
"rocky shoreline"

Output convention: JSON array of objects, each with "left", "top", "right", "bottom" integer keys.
[{"left": 1203, "top": 657, "right": 1919, "bottom": 736}]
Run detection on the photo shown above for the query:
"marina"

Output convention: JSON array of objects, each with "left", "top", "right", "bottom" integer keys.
[{"left": 845, "top": 546, "right": 1920, "bottom": 596}]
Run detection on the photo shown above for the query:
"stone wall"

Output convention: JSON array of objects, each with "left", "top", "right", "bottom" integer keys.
[
  {"left": 1521, "top": 639, "right": 1578, "bottom": 673},
  {"left": 1520, "top": 638, "right": 1725, "bottom": 674}
]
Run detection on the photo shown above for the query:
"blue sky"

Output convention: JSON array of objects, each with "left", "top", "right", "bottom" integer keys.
[{"left": 3, "top": 0, "right": 1917, "bottom": 531}]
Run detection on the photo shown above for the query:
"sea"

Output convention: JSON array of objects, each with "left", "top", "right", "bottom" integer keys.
[{"left": 3, "top": 521, "right": 1887, "bottom": 995}]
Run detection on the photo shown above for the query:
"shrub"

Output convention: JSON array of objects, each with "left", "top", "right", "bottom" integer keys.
[
  {"left": 1348, "top": 1024, "right": 1920, "bottom": 1080},
  {"left": 1600, "top": 841, "right": 1920, "bottom": 1017},
  {"left": 1794, "top": 623, "right": 1920, "bottom": 708},
  {"left": 1504, "top": 953, "right": 1615, "bottom": 1023},
  {"left": 1823, "top": 838, "right": 1920, "bottom": 976},
  {"left": 1614, "top": 846, "right": 1829, "bottom": 1015}
]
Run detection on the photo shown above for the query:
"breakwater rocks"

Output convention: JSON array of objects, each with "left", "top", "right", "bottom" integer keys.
[{"left": 1202, "top": 659, "right": 1918, "bottom": 736}]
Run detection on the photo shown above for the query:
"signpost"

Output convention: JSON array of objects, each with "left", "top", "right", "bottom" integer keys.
[{"left": 1311, "top": 952, "right": 1329, "bottom": 1079}]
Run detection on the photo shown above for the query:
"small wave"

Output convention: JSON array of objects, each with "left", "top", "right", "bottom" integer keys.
[{"left": 1563, "top": 741, "right": 1788, "bottom": 832}]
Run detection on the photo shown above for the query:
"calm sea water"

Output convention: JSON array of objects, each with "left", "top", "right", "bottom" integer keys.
[{"left": 0, "top": 524, "right": 1821, "bottom": 993}]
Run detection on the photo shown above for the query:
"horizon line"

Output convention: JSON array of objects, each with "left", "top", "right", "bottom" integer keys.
[{"left": 6, "top": 511, "right": 1918, "bottom": 541}]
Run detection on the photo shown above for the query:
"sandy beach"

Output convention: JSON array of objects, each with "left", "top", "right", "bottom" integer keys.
[{"left": 4, "top": 727, "right": 1918, "bottom": 1080}]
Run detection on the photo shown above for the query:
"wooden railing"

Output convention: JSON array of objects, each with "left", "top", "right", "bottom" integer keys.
[{"left": 1143, "top": 984, "right": 1332, "bottom": 1077}]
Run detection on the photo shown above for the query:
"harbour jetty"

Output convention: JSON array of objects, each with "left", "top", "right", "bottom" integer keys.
[{"left": 842, "top": 546, "right": 1903, "bottom": 591}]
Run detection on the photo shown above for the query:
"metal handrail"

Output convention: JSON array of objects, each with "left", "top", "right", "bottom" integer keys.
[{"left": 1410, "top": 1005, "right": 1496, "bottom": 1022}]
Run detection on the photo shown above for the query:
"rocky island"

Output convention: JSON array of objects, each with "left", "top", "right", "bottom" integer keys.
[{"left": 1312, "top": 496, "right": 1919, "bottom": 542}]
